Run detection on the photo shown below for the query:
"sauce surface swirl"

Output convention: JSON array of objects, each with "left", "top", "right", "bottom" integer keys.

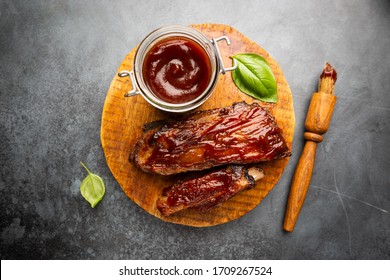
[{"left": 142, "top": 37, "right": 212, "bottom": 104}]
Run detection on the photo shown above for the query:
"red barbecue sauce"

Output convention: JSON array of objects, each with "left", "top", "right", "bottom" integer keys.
[{"left": 142, "top": 37, "right": 212, "bottom": 104}]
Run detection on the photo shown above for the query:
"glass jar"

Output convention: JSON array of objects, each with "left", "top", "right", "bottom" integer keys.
[{"left": 118, "top": 25, "right": 236, "bottom": 113}]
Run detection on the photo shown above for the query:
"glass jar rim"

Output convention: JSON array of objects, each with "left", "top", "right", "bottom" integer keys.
[{"left": 133, "top": 25, "right": 220, "bottom": 111}]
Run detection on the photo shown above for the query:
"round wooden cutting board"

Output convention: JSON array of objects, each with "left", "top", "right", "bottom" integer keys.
[{"left": 101, "top": 23, "right": 295, "bottom": 227}]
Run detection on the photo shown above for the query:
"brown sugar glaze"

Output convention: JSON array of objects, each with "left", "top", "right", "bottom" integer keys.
[{"left": 142, "top": 36, "right": 212, "bottom": 104}]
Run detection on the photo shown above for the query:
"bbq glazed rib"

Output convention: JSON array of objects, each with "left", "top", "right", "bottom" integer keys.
[
  {"left": 132, "top": 102, "right": 291, "bottom": 175},
  {"left": 157, "top": 165, "right": 264, "bottom": 216}
]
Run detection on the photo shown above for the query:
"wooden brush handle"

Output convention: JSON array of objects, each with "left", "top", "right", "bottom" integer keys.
[
  {"left": 283, "top": 136, "right": 320, "bottom": 232},
  {"left": 283, "top": 63, "right": 337, "bottom": 232},
  {"left": 283, "top": 94, "right": 336, "bottom": 232}
]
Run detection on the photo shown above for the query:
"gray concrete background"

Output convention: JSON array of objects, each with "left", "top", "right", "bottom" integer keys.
[{"left": 1, "top": 0, "right": 389, "bottom": 259}]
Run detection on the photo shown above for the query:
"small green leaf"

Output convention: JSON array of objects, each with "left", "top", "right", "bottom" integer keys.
[
  {"left": 232, "top": 53, "right": 277, "bottom": 103},
  {"left": 80, "top": 162, "right": 105, "bottom": 208}
]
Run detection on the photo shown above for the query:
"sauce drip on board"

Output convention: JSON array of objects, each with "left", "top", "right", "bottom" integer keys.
[{"left": 142, "top": 37, "right": 212, "bottom": 104}]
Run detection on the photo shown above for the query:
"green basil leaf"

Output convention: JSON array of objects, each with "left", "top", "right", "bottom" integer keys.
[
  {"left": 80, "top": 162, "right": 105, "bottom": 208},
  {"left": 232, "top": 53, "right": 277, "bottom": 103}
]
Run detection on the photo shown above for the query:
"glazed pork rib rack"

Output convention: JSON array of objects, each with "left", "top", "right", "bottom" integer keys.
[
  {"left": 157, "top": 165, "right": 264, "bottom": 216},
  {"left": 131, "top": 101, "right": 291, "bottom": 175}
]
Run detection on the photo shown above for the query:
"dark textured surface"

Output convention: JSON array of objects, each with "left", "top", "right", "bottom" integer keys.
[{"left": 1, "top": 0, "right": 389, "bottom": 260}]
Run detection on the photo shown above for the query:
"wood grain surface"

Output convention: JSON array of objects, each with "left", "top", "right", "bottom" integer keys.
[{"left": 101, "top": 23, "right": 295, "bottom": 227}]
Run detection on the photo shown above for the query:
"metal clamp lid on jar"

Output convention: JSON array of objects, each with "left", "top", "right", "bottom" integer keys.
[{"left": 117, "top": 25, "right": 237, "bottom": 113}]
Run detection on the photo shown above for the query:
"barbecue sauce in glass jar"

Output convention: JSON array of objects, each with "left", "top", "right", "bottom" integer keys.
[{"left": 142, "top": 37, "right": 212, "bottom": 104}]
